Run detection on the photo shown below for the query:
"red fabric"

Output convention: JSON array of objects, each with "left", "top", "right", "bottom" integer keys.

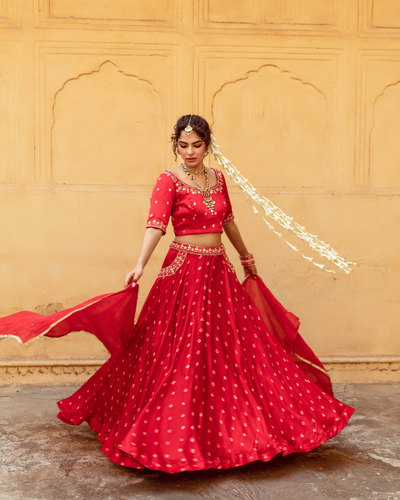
[
  {"left": 55, "top": 242, "right": 353, "bottom": 473},
  {"left": 242, "top": 275, "right": 333, "bottom": 396},
  {"left": 0, "top": 240, "right": 352, "bottom": 473},
  {"left": 0, "top": 287, "right": 138, "bottom": 355},
  {"left": 146, "top": 169, "right": 234, "bottom": 236}
]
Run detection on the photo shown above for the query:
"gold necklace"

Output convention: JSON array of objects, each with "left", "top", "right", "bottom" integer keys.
[
  {"left": 180, "top": 163, "right": 216, "bottom": 213},
  {"left": 185, "top": 164, "right": 204, "bottom": 175}
]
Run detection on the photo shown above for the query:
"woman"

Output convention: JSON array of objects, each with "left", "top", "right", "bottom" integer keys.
[
  {"left": 0, "top": 115, "right": 353, "bottom": 472},
  {"left": 55, "top": 115, "right": 354, "bottom": 473}
]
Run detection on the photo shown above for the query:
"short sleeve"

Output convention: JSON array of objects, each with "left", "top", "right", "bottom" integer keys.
[
  {"left": 146, "top": 172, "right": 175, "bottom": 235},
  {"left": 220, "top": 171, "right": 235, "bottom": 225}
]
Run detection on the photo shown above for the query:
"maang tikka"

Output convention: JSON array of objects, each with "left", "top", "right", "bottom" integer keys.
[{"left": 184, "top": 115, "right": 193, "bottom": 135}]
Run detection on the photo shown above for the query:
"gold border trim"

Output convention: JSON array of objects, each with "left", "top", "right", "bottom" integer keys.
[
  {"left": 170, "top": 241, "right": 226, "bottom": 256},
  {"left": 157, "top": 250, "right": 186, "bottom": 278},
  {"left": 0, "top": 292, "right": 119, "bottom": 345},
  {"left": 296, "top": 354, "right": 332, "bottom": 380},
  {"left": 0, "top": 334, "right": 23, "bottom": 343}
]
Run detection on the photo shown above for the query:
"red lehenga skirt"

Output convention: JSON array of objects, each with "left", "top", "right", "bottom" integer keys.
[{"left": 0, "top": 241, "right": 354, "bottom": 473}]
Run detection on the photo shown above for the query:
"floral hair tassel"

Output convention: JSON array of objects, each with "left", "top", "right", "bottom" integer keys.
[{"left": 210, "top": 136, "right": 356, "bottom": 274}]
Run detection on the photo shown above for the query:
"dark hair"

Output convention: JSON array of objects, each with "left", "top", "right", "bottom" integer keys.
[{"left": 171, "top": 115, "right": 212, "bottom": 160}]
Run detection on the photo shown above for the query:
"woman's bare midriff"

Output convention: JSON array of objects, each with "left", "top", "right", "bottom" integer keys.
[{"left": 174, "top": 233, "right": 222, "bottom": 248}]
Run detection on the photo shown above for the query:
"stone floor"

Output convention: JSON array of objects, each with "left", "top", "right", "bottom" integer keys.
[{"left": 0, "top": 383, "right": 399, "bottom": 500}]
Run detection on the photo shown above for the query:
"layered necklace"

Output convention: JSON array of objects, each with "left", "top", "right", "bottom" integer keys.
[{"left": 180, "top": 163, "right": 216, "bottom": 214}]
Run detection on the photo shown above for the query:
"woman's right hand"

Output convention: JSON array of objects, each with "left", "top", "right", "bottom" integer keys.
[{"left": 124, "top": 264, "right": 144, "bottom": 287}]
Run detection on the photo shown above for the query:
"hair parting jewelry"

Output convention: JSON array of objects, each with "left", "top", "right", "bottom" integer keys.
[{"left": 184, "top": 115, "right": 193, "bottom": 135}]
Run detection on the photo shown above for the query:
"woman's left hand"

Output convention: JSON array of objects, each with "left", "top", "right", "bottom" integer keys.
[{"left": 244, "top": 265, "right": 257, "bottom": 277}]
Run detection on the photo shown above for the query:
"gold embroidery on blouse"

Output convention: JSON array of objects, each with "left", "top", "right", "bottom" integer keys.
[
  {"left": 147, "top": 220, "right": 167, "bottom": 232},
  {"left": 165, "top": 170, "right": 223, "bottom": 195},
  {"left": 223, "top": 213, "right": 235, "bottom": 225}
]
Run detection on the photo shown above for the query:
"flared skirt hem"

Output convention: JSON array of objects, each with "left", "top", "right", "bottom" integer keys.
[{"left": 58, "top": 405, "right": 354, "bottom": 473}]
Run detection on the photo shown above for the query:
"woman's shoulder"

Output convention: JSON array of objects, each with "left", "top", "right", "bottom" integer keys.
[
  {"left": 211, "top": 167, "right": 227, "bottom": 186},
  {"left": 211, "top": 167, "right": 223, "bottom": 178},
  {"left": 155, "top": 167, "right": 224, "bottom": 188},
  {"left": 160, "top": 167, "right": 187, "bottom": 186},
  {"left": 151, "top": 171, "right": 177, "bottom": 195},
  {"left": 155, "top": 170, "right": 176, "bottom": 183}
]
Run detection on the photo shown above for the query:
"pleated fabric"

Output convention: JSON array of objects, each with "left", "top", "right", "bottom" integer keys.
[{"left": 57, "top": 242, "right": 354, "bottom": 473}]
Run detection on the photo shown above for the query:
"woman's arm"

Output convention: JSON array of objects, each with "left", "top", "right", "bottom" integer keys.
[
  {"left": 124, "top": 227, "right": 164, "bottom": 286},
  {"left": 223, "top": 220, "right": 257, "bottom": 276}
]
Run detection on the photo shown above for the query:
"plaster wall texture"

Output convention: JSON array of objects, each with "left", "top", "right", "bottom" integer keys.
[{"left": 0, "top": 0, "right": 399, "bottom": 381}]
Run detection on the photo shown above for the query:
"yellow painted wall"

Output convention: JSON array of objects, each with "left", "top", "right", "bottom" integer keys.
[{"left": 1, "top": 1, "right": 400, "bottom": 367}]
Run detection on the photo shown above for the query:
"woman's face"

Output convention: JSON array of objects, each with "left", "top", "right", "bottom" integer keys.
[{"left": 177, "top": 130, "right": 208, "bottom": 170}]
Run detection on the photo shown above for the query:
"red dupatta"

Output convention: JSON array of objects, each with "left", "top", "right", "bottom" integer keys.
[
  {"left": 0, "top": 286, "right": 138, "bottom": 355},
  {"left": 242, "top": 275, "right": 332, "bottom": 396}
]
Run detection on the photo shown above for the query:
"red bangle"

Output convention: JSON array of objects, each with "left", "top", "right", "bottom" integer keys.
[{"left": 239, "top": 253, "right": 255, "bottom": 267}]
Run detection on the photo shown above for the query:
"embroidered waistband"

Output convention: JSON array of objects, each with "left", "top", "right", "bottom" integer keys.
[{"left": 170, "top": 241, "right": 225, "bottom": 256}]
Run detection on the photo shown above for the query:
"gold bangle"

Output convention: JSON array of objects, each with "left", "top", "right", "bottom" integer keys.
[
  {"left": 239, "top": 253, "right": 252, "bottom": 259},
  {"left": 239, "top": 253, "right": 255, "bottom": 267}
]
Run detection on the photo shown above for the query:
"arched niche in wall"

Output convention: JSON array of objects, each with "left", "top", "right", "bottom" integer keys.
[
  {"left": 211, "top": 64, "right": 330, "bottom": 188},
  {"left": 370, "top": 81, "right": 400, "bottom": 188},
  {"left": 51, "top": 61, "right": 165, "bottom": 186}
]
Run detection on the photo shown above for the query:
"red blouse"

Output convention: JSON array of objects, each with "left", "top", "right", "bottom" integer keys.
[{"left": 146, "top": 168, "right": 234, "bottom": 236}]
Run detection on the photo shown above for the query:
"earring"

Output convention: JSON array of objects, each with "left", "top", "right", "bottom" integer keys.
[{"left": 204, "top": 149, "right": 210, "bottom": 157}]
